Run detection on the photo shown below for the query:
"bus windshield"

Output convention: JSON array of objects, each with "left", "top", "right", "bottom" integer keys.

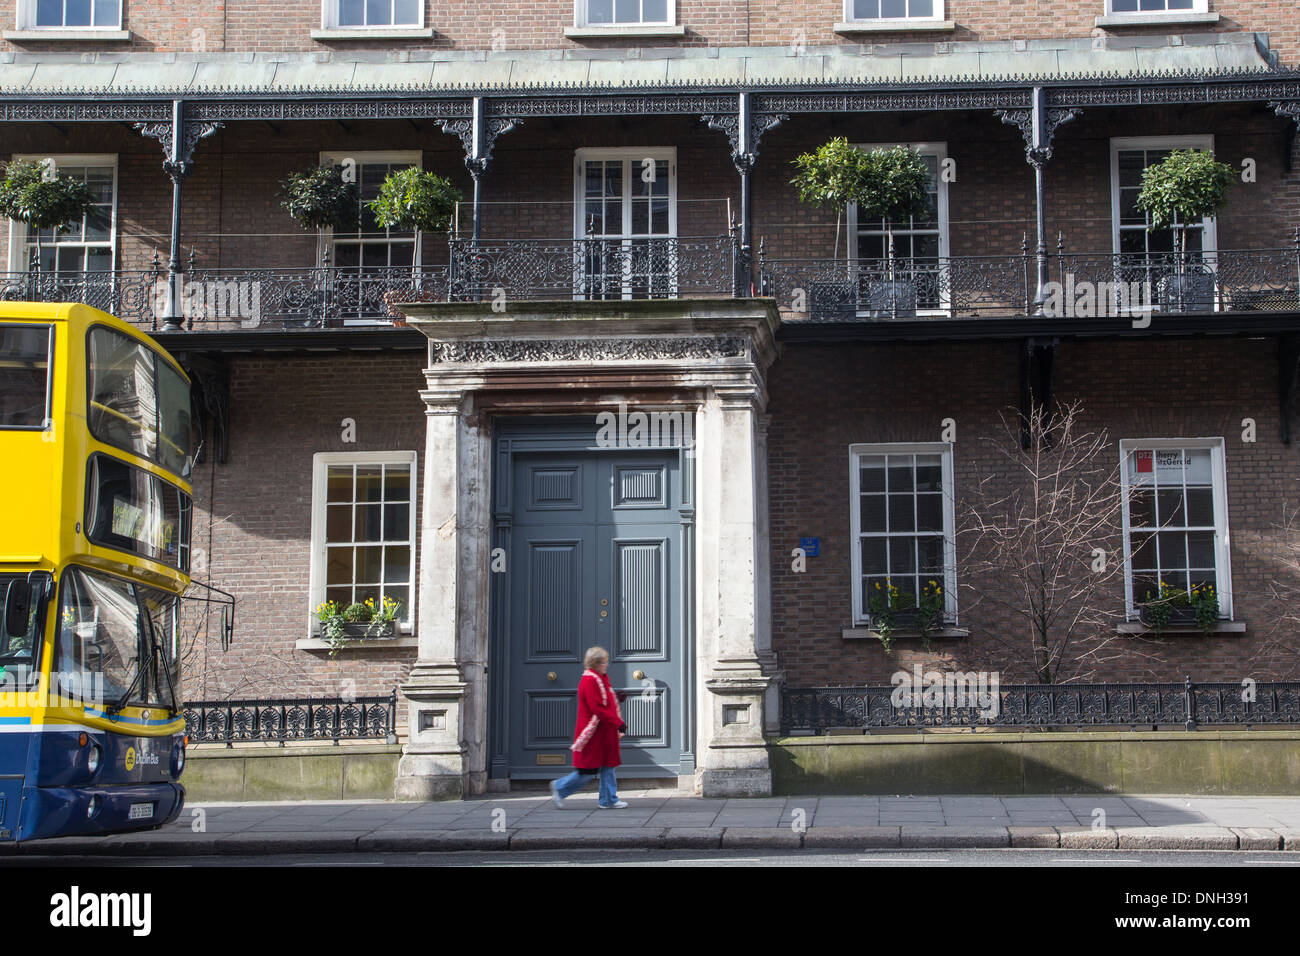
[
  {"left": 0, "top": 324, "right": 52, "bottom": 429},
  {"left": 56, "top": 566, "right": 178, "bottom": 713},
  {"left": 86, "top": 326, "right": 193, "bottom": 474}
]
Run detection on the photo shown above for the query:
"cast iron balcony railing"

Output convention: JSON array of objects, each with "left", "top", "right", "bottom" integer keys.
[
  {"left": 780, "top": 679, "right": 1300, "bottom": 735},
  {"left": 758, "top": 245, "right": 1300, "bottom": 321},
  {"left": 448, "top": 234, "right": 746, "bottom": 302},
  {"left": 182, "top": 689, "right": 399, "bottom": 746}
]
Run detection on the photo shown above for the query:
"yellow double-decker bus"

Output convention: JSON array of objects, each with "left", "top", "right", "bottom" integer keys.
[{"left": 0, "top": 302, "right": 195, "bottom": 842}]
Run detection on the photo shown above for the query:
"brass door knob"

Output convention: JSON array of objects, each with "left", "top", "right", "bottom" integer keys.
[
  {"left": 546, "top": 672, "right": 557, "bottom": 681},
  {"left": 633, "top": 670, "right": 645, "bottom": 680}
]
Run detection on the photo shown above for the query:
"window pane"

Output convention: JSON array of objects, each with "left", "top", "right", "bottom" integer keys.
[
  {"left": 1187, "top": 531, "right": 1215, "bottom": 569},
  {"left": 860, "top": 495, "right": 886, "bottom": 533},
  {"left": 886, "top": 456, "right": 913, "bottom": 493},
  {"left": 914, "top": 455, "right": 942, "bottom": 491},
  {"left": 614, "top": 0, "right": 639, "bottom": 22},
  {"left": 1155, "top": 489, "right": 1185, "bottom": 527},
  {"left": 65, "top": 0, "right": 92, "bottom": 26},
  {"left": 1157, "top": 531, "right": 1188, "bottom": 571},
  {"left": 1130, "top": 489, "right": 1155, "bottom": 528},
  {"left": 1130, "top": 532, "right": 1156, "bottom": 571},
  {"left": 853, "top": 0, "right": 880, "bottom": 18},
  {"left": 36, "top": 0, "right": 62, "bottom": 26},
  {"left": 384, "top": 586, "right": 409, "bottom": 617},
  {"left": 384, "top": 466, "right": 410, "bottom": 501},
  {"left": 393, "top": 0, "right": 418, "bottom": 24},
  {"left": 881, "top": 0, "right": 907, "bottom": 17},
  {"left": 326, "top": 586, "right": 351, "bottom": 607},
  {"left": 859, "top": 457, "right": 886, "bottom": 492},
  {"left": 366, "top": 0, "right": 390, "bottom": 25},
  {"left": 587, "top": 0, "right": 614, "bottom": 24},
  {"left": 889, "top": 537, "right": 916, "bottom": 576},
  {"left": 57, "top": 569, "right": 140, "bottom": 707},
  {"left": 355, "top": 503, "right": 383, "bottom": 542},
  {"left": 916, "top": 493, "right": 942, "bottom": 532},
  {"left": 910, "top": 0, "right": 933, "bottom": 15},
  {"left": 383, "top": 546, "right": 410, "bottom": 584},
  {"left": 917, "top": 536, "right": 944, "bottom": 576},
  {"left": 326, "top": 548, "right": 353, "bottom": 586},
  {"left": 860, "top": 537, "right": 887, "bottom": 574},
  {"left": 383, "top": 503, "right": 410, "bottom": 541},
  {"left": 88, "top": 327, "right": 156, "bottom": 463},
  {"left": 642, "top": 0, "right": 667, "bottom": 21},
  {"left": 326, "top": 504, "right": 351, "bottom": 542},
  {"left": 888, "top": 495, "right": 915, "bottom": 533},
  {"left": 0, "top": 325, "right": 50, "bottom": 428},
  {"left": 327, "top": 466, "right": 352, "bottom": 503},
  {"left": 93, "top": 0, "right": 118, "bottom": 26},
  {"left": 355, "top": 546, "right": 383, "bottom": 584},
  {"left": 1185, "top": 487, "right": 1214, "bottom": 526},
  {"left": 356, "top": 465, "right": 383, "bottom": 502}
]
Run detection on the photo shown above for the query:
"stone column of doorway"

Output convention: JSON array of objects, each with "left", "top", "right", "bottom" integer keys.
[{"left": 394, "top": 387, "right": 491, "bottom": 799}]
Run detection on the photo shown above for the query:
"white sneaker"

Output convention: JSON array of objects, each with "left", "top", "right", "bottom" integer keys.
[
  {"left": 598, "top": 800, "right": 629, "bottom": 809},
  {"left": 550, "top": 781, "right": 565, "bottom": 808}
]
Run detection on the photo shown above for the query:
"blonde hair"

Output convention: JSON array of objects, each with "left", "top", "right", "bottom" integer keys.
[{"left": 584, "top": 646, "right": 609, "bottom": 669}]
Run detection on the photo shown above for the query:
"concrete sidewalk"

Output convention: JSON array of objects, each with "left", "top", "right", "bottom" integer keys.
[{"left": 5, "top": 792, "right": 1300, "bottom": 855}]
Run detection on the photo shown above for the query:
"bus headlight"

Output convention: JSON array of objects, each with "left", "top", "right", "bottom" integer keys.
[
  {"left": 173, "top": 739, "right": 185, "bottom": 777},
  {"left": 87, "top": 745, "right": 102, "bottom": 775},
  {"left": 86, "top": 795, "right": 101, "bottom": 819}
]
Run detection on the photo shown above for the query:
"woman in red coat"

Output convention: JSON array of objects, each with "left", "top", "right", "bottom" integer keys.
[{"left": 551, "top": 646, "right": 629, "bottom": 809}]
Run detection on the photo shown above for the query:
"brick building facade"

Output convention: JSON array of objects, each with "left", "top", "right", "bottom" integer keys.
[{"left": 3, "top": 0, "right": 1299, "bottom": 796}]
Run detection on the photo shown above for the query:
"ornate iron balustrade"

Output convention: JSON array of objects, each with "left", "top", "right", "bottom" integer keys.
[
  {"left": 760, "top": 247, "right": 1300, "bottom": 321},
  {"left": 449, "top": 234, "right": 745, "bottom": 301},
  {"left": 0, "top": 265, "right": 450, "bottom": 330},
  {"left": 182, "top": 689, "right": 398, "bottom": 746},
  {"left": 0, "top": 268, "right": 162, "bottom": 325},
  {"left": 780, "top": 680, "right": 1300, "bottom": 735}
]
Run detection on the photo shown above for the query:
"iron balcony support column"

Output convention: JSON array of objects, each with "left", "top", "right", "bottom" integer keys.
[
  {"left": 1018, "top": 336, "right": 1057, "bottom": 450},
  {"left": 438, "top": 97, "right": 522, "bottom": 244},
  {"left": 996, "top": 88, "right": 1080, "bottom": 315},
  {"left": 135, "top": 100, "right": 222, "bottom": 331},
  {"left": 703, "top": 92, "right": 788, "bottom": 297}
]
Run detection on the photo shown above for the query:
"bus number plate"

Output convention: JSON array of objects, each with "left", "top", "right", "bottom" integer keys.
[{"left": 128, "top": 803, "right": 154, "bottom": 821}]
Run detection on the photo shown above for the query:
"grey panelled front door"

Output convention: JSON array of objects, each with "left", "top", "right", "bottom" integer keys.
[{"left": 507, "top": 449, "right": 682, "bottom": 777}]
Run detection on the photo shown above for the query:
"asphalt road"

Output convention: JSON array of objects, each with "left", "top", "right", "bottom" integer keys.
[{"left": 7, "top": 848, "right": 1300, "bottom": 866}]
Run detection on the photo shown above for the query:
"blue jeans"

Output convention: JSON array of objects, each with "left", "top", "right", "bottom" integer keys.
[{"left": 554, "top": 766, "right": 619, "bottom": 806}]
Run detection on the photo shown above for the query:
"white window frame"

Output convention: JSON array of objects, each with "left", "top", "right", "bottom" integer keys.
[
  {"left": 320, "top": 0, "right": 424, "bottom": 30},
  {"left": 846, "top": 142, "right": 949, "bottom": 316},
  {"left": 573, "top": 147, "right": 677, "bottom": 300},
  {"left": 16, "top": 0, "right": 123, "bottom": 30},
  {"left": 849, "top": 442, "right": 957, "bottom": 627},
  {"left": 1118, "top": 437, "right": 1232, "bottom": 622},
  {"left": 1105, "top": 0, "right": 1208, "bottom": 15},
  {"left": 1110, "top": 135, "right": 1218, "bottom": 256},
  {"left": 575, "top": 0, "right": 675, "bottom": 27},
  {"left": 844, "top": 0, "right": 945, "bottom": 23},
  {"left": 318, "top": 150, "right": 424, "bottom": 268},
  {"left": 308, "top": 450, "right": 419, "bottom": 638},
  {"left": 5, "top": 154, "right": 117, "bottom": 273}
]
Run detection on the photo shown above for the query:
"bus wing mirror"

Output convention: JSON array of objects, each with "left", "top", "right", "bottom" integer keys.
[{"left": 5, "top": 580, "right": 31, "bottom": 638}]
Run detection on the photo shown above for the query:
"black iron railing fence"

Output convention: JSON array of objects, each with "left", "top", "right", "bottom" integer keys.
[
  {"left": 6, "top": 238, "right": 1300, "bottom": 327},
  {"left": 780, "top": 679, "right": 1300, "bottom": 735},
  {"left": 181, "top": 689, "right": 399, "bottom": 747}
]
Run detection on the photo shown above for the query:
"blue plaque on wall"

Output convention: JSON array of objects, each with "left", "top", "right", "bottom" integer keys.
[{"left": 799, "top": 537, "right": 819, "bottom": 557}]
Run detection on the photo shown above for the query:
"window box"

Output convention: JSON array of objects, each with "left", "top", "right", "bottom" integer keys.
[{"left": 337, "top": 621, "right": 396, "bottom": 640}]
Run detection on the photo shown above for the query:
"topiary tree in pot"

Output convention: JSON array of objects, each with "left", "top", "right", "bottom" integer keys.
[
  {"left": 278, "top": 164, "right": 360, "bottom": 235},
  {"left": 368, "top": 166, "right": 462, "bottom": 319},
  {"left": 792, "top": 139, "right": 932, "bottom": 317},
  {"left": 0, "top": 159, "right": 96, "bottom": 280},
  {"left": 1135, "top": 148, "right": 1235, "bottom": 312}
]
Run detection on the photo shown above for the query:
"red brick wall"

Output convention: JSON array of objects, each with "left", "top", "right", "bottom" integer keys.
[
  {"left": 183, "top": 351, "right": 427, "bottom": 713},
  {"left": 3, "top": 1, "right": 1300, "bottom": 62},
  {"left": 767, "top": 337, "right": 1300, "bottom": 686}
]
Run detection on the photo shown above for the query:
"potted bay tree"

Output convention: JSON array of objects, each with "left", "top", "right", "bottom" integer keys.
[
  {"left": 1134, "top": 148, "right": 1234, "bottom": 313},
  {"left": 791, "top": 139, "right": 931, "bottom": 318},
  {"left": 368, "top": 166, "right": 462, "bottom": 320}
]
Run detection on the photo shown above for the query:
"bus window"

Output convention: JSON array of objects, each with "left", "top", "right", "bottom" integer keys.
[
  {"left": 0, "top": 324, "right": 52, "bottom": 429},
  {"left": 87, "top": 326, "right": 193, "bottom": 472},
  {"left": 0, "top": 572, "right": 45, "bottom": 691},
  {"left": 85, "top": 454, "right": 191, "bottom": 572},
  {"left": 140, "top": 588, "right": 179, "bottom": 710},
  {"left": 57, "top": 567, "right": 143, "bottom": 709}
]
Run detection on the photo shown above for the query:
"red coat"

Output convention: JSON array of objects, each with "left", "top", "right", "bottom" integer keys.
[{"left": 570, "top": 669, "right": 623, "bottom": 769}]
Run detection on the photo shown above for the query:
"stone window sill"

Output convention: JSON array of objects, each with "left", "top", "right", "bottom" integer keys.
[
  {"left": 310, "top": 28, "right": 436, "bottom": 40},
  {"left": 833, "top": 20, "right": 956, "bottom": 34},
  {"left": 296, "top": 634, "right": 418, "bottom": 652},
  {"left": 3, "top": 29, "right": 131, "bottom": 40},
  {"left": 842, "top": 626, "right": 969, "bottom": 641},
  {"left": 1116, "top": 621, "right": 1245, "bottom": 636},
  {"left": 1095, "top": 12, "right": 1219, "bottom": 27},
  {"left": 564, "top": 25, "right": 687, "bottom": 38}
]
